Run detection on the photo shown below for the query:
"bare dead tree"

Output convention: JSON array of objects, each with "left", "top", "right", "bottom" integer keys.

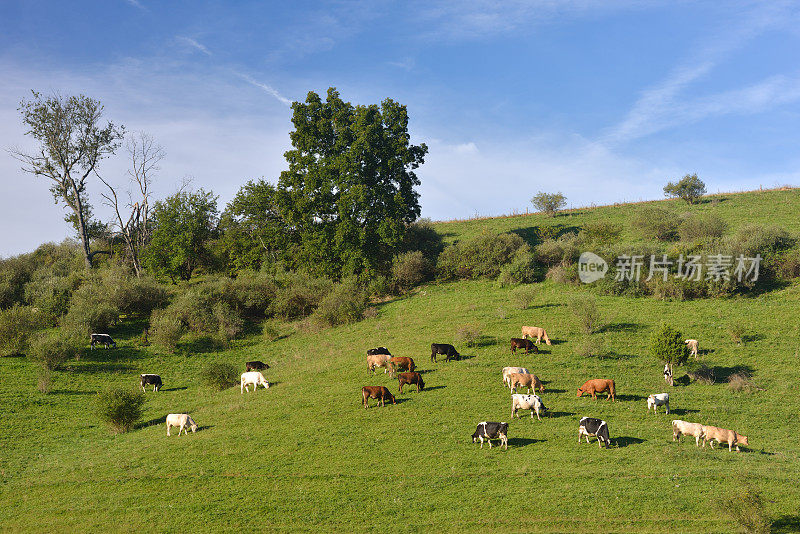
[
  {"left": 10, "top": 91, "right": 124, "bottom": 269},
  {"left": 98, "top": 132, "right": 164, "bottom": 277}
]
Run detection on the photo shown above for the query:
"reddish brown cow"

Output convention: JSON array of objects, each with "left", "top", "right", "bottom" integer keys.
[
  {"left": 577, "top": 379, "right": 616, "bottom": 401},
  {"left": 388, "top": 356, "right": 415, "bottom": 374},
  {"left": 362, "top": 386, "right": 396, "bottom": 408},
  {"left": 510, "top": 338, "right": 539, "bottom": 355},
  {"left": 398, "top": 372, "right": 425, "bottom": 393}
]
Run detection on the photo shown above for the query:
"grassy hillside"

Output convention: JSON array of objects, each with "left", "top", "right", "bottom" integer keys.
[{"left": 2, "top": 189, "right": 800, "bottom": 532}]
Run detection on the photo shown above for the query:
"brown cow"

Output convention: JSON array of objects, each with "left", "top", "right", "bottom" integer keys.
[
  {"left": 388, "top": 356, "right": 415, "bottom": 374},
  {"left": 510, "top": 338, "right": 539, "bottom": 355},
  {"left": 507, "top": 372, "right": 544, "bottom": 394},
  {"left": 577, "top": 379, "right": 616, "bottom": 401},
  {"left": 521, "top": 326, "right": 551, "bottom": 345},
  {"left": 362, "top": 386, "right": 396, "bottom": 408},
  {"left": 398, "top": 372, "right": 425, "bottom": 393},
  {"left": 702, "top": 425, "right": 749, "bottom": 452}
]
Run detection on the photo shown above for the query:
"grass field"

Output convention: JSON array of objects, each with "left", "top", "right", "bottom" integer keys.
[{"left": 2, "top": 189, "right": 800, "bottom": 532}]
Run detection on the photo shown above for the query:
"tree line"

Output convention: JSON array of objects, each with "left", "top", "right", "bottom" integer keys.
[{"left": 11, "top": 88, "right": 428, "bottom": 283}]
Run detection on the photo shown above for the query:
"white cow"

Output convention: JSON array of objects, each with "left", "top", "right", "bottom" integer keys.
[
  {"left": 502, "top": 367, "right": 530, "bottom": 388},
  {"left": 647, "top": 393, "right": 670, "bottom": 414},
  {"left": 672, "top": 420, "right": 705, "bottom": 446},
  {"left": 511, "top": 394, "right": 547, "bottom": 420},
  {"left": 241, "top": 371, "right": 270, "bottom": 393},
  {"left": 166, "top": 413, "right": 197, "bottom": 436},
  {"left": 685, "top": 339, "right": 699, "bottom": 358}
]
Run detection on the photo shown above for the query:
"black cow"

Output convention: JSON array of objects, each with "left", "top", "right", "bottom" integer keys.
[
  {"left": 431, "top": 343, "right": 460, "bottom": 362},
  {"left": 140, "top": 374, "right": 162, "bottom": 392},
  {"left": 471, "top": 421, "right": 509, "bottom": 449},
  {"left": 246, "top": 361, "right": 270, "bottom": 372},
  {"left": 90, "top": 333, "right": 116, "bottom": 349},
  {"left": 366, "top": 347, "right": 391, "bottom": 356},
  {"left": 578, "top": 417, "right": 611, "bottom": 448}
]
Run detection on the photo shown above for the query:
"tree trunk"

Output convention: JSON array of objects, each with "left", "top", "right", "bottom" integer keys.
[{"left": 68, "top": 179, "right": 94, "bottom": 270}]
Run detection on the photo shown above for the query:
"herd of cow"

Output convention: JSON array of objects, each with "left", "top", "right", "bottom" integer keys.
[
  {"left": 360, "top": 327, "right": 749, "bottom": 452},
  {"left": 94, "top": 325, "right": 747, "bottom": 450}
]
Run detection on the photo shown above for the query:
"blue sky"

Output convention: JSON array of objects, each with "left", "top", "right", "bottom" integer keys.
[{"left": 2, "top": 1, "right": 800, "bottom": 256}]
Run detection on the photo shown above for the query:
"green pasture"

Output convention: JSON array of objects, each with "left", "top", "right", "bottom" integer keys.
[{"left": 2, "top": 277, "right": 800, "bottom": 532}]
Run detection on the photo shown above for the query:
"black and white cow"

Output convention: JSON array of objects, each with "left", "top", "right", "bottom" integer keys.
[
  {"left": 140, "top": 374, "right": 162, "bottom": 392},
  {"left": 431, "top": 343, "right": 460, "bottom": 362},
  {"left": 471, "top": 421, "right": 509, "bottom": 449},
  {"left": 366, "top": 347, "right": 391, "bottom": 356},
  {"left": 578, "top": 417, "right": 610, "bottom": 448},
  {"left": 90, "top": 333, "right": 116, "bottom": 349}
]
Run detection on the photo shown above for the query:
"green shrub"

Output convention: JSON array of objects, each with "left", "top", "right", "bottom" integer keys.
[
  {"left": 402, "top": 218, "right": 444, "bottom": 260},
  {"left": 149, "top": 309, "right": 184, "bottom": 351},
  {"left": 650, "top": 323, "right": 689, "bottom": 378},
  {"left": 583, "top": 221, "right": 622, "bottom": 245},
  {"left": 224, "top": 270, "right": 277, "bottom": 318},
  {"left": 574, "top": 336, "right": 605, "bottom": 358},
  {"left": 534, "top": 233, "right": 582, "bottom": 267},
  {"left": 28, "top": 335, "right": 81, "bottom": 371},
  {"left": 570, "top": 294, "right": 601, "bottom": 334},
  {"left": 37, "top": 366, "right": 53, "bottom": 394},
  {"left": 366, "top": 274, "right": 391, "bottom": 299},
  {"left": 719, "top": 481, "right": 771, "bottom": 534},
  {"left": 271, "top": 271, "right": 333, "bottom": 319},
  {"left": 678, "top": 214, "right": 727, "bottom": 241},
  {"left": 61, "top": 284, "right": 119, "bottom": 340},
  {"left": 262, "top": 320, "right": 282, "bottom": 342},
  {"left": 201, "top": 362, "right": 238, "bottom": 391},
  {"left": 214, "top": 301, "right": 244, "bottom": 343},
  {"left": 112, "top": 275, "right": 169, "bottom": 316},
  {"left": 531, "top": 191, "right": 567, "bottom": 216},
  {"left": 454, "top": 323, "right": 482, "bottom": 348},
  {"left": 728, "top": 320, "right": 747, "bottom": 345},
  {"left": 23, "top": 271, "right": 83, "bottom": 322},
  {"left": 728, "top": 372, "right": 761, "bottom": 394},
  {"left": 497, "top": 247, "right": 539, "bottom": 286},
  {"left": 509, "top": 285, "right": 538, "bottom": 310},
  {"left": 773, "top": 248, "right": 800, "bottom": 279},
  {"left": 545, "top": 264, "right": 577, "bottom": 284},
  {"left": 632, "top": 207, "right": 679, "bottom": 241},
  {"left": 436, "top": 233, "right": 526, "bottom": 281},
  {"left": 0, "top": 305, "right": 43, "bottom": 356},
  {"left": 391, "top": 251, "right": 431, "bottom": 292},
  {"left": 0, "top": 256, "right": 33, "bottom": 309},
  {"left": 96, "top": 387, "right": 145, "bottom": 433},
  {"left": 310, "top": 278, "right": 367, "bottom": 328},
  {"left": 664, "top": 173, "right": 706, "bottom": 204}
]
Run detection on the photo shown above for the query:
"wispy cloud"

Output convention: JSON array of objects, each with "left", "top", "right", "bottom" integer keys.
[
  {"left": 235, "top": 73, "right": 292, "bottom": 106},
  {"left": 176, "top": 36, "right": 212, "bottom": 56},
  {"left": 604, "top": 3, "right": 799, "bottom": 144},
  {"left": 387, "top": 57, "right": 415, "bottom": 71},
  {"left": 124, "top": 0, "right": 147, "bottom": 11}
]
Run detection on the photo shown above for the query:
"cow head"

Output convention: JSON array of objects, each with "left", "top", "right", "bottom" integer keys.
[
  {"left": 419, "top": 377, "right": 425, "bottom": 390},
  {"left": 576, "top": 387, "right": 584, "bottom": 398},
  {"left": 388, "top": 392, "right": 396, "bottom": 404},
  {"left": 737, "top": 434, "right": 749, "bottom": 447},
  {"left": 190, "top": 423, "right": 198, "bottom": 433}
]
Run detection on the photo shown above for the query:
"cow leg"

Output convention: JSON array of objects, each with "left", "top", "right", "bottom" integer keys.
[{"left": 167, "top": 424, "right": 171, "bottom": 436}]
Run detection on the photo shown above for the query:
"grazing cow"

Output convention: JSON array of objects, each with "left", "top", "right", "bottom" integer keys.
[
  {"left": 430, "top": 343, "right": 460, "bottom": 362},
  {"left": 471, "top": 421, "right": 509, "bottom": 449},
  {"left": 685, "top": 339, "right": 699, "bottom": 359},
  {"left": 647, "top": 393, "right": 670, "bottom": 414},
  {"left": 521, "top": 326, "right": 551, "bottom": 345},
  {"left": 507, "top": 372, "right": 544, "bottom": 395},
  {"left": 240, "top": 371, "right": 270, "bottom": 393},
  {"left": 511, "top": 394, "right": 547, "bottom": 420},
  {"left": 245, "top": 360, "right": 269, "bottom": 372},
  {"left": 702, "top": 425, "right": 749, "bottom": 452},
  {"left": 362, "top": 386, "right": 396, "bottom": 408},
  {"left": 140, "top": 374, "right": 162, "bottom": 392},
  {"left": 502, "top": 367, "right": 530, "bottom": 388},
  {"left": 398, "top": 372, "right": 425, "bottom": 393},
  {"left": 367, "top": 353, "right": 393, "bottom": 375},
  {"left": 578, "top": 417, "right": 611, "bottom": 448},
  {"left": 663, "top": 363, "right": 673, "bottom": 385},
  {"left": 576, "top": 379, "right": 616, "bottom": 401},
  {"left": 388, "top": 356, "right": 415, "bottom": 374},
  {"left": 90, "top": 333, "right": 116, "bottom": 349},
  {"left": 367, "top": 347, "right": 391, "bottom": 356},
  {"left": 166, "top": 414, "right": 197, "bottom": 436},
  {"left": 510, "top": 338, "right": 538, "bottom": 355},
  {"left": 672, "top": 420, "right": 706, "bottom": 446}
]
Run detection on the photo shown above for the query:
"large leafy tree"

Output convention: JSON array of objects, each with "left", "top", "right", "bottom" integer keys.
[
  {"left": 274, "top": 88, "right": 428, "bottom": 278},
  {"left": 12, "top": 91, "right": 124, "bottom": 269},
  {"left": 143, "top": 189, "right": 218, "bottom": 282},
  {"left": 664, "top": 173, "right": 706, "bottom": 204}
]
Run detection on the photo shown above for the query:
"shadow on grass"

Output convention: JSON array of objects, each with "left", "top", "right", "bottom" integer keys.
[
  {"left": 772, "top": 515, "right": 800, "bottom": 533},
  {"left": 196, "top": 425, "right": 214, "bottom": 432},
  {"left": 68, "top": 362, "right": 135, "bottom": 374},
  {"left": 531, "top": 303, "right": 563, "bottom": 310},
  {"left": 669, "top": 408, "right": 699, "bottom": 416},
  {"left": 710, "top": 365, "right": 755, "bottom": 382},
  {"left": 51, "top": 389, "right": 95, "bottom": 396},
  {"left": 160, "top": 386, "right": 188, "bottom": 392},
  {"left": 614, "top": 436, "right": 645, "bottom": 448},
  {"left": 135, "top": 416, "right": 166, "bottom": 430},
  {"left": 424, "top": 385, "right": 446, "bottom": 391},
  {"left": 507, "top": 437, "right": 545, "bottom": 448},
  {"left": 601, "top": 352, "right": 637, "bottom": 360},
  {"left": 546, "top": 411, "right": 575, "bottom": 418},
  {"left": 598, "top": 322, "right": 644, "bottom": 334},
  {"left": 543, "top": 388, "right": 566, "bottom": 394},
  {"left": 81, "top": 346, "right": 145, "bottom": 364},
  {"left": 616, "top": 394, "right": 647, "bottom": 402},
  {"left": 416, "top": 369, "right": 436, "bottom": 374},
  {"left": 180, "top": 336, "right": 226, "bottom": 354}
]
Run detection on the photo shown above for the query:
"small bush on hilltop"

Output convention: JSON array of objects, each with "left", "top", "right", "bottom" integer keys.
[
  {"left": 271, "top": 271, "right": 333, "bottom": 319},
  {"left": 679, "top": 213, "right": 728, "bottom": 241},
  {"left": 454, "top": 323, "right": 482, "bottom": 348},
  {"left": 149, "top": 309, "right": 184, "bottom": 351},
  {"left": 570, "top": 294, "right": 602, "bottom": 334},
  {"left": 96, "top": 387, "right": 145, "bottom": 434},
  {"left": 664, "top": 173, "right": 706, "bottom": 204},
  {"left": 497, "top": 246, "right": 539, "bottom": 286},
  {"left": 509, "top": 285, "right": 538, "bottom": 310},
  {"left": 531, "top": 191, "right": 567, "bottom": 217},
  {"left": 436, "top": 233, "right": 526, "bottom": 281},
  {"left": 582, "top": 221, "right": 623, "bottom": 245},
  {"left": 201, "top": 362, "right": 238, "bottom": 391}
]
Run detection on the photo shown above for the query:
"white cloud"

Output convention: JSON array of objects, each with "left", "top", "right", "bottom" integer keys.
[
  {"left": 124, "top": 0, "right": 146, "bottom": 10},
  {"left": 235, "top": 72, "right": 292, "bottom": 106},
  {"left": 176, "top": 36, "right": 212, "bottom": 56}
]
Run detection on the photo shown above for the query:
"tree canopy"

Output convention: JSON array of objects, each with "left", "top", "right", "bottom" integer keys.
[
  {"left": 531, "top": 191, "right": 567, "bottom": 217},
  {"left": 664, "top": 173, "right": 706, "bottom": 204},
  {"left": 273, "top": 88, "right": 428, "bottom": 278}
]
